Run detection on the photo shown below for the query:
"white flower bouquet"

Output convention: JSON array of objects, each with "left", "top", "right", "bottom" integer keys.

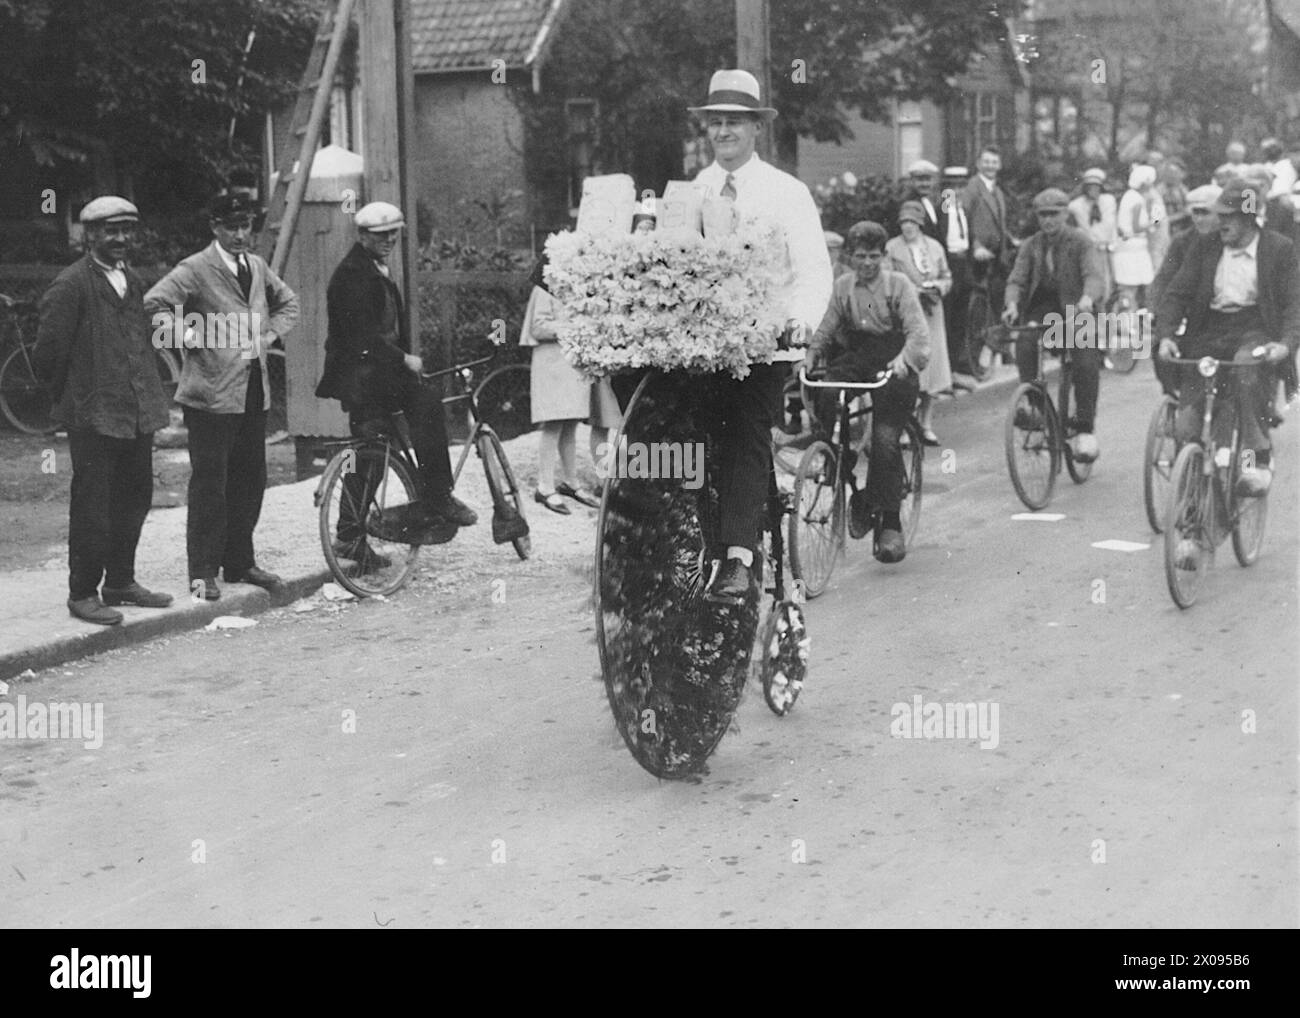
[{"left": 542, "top": 219, "right": 786, "bottom": 379}]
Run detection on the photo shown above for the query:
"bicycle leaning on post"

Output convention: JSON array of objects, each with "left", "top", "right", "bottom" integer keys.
[
  {"left": 314, "top": 349, "right": 531, "bottom": 598},
  {"left": 1160, "top": 349, "right": 1272, "bottom": 609}
]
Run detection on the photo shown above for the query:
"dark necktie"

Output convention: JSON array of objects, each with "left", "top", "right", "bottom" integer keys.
[
  {"left": 1090, "top": 199, "right": 1101, "bottom": 225},
  {"left": 237, "top": 256, "right": 252, "bottom": 302},
  {"left": 721, "top": 173, "right": 736, "bottom": 201}
]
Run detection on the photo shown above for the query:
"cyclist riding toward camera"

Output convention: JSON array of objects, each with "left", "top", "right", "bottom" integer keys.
[
  {"left": 804, "top": 220, "right": 929, "bottom": 563},
  {"left": 1155, "top": 180, "right": 1299, "bottom": 499},
  {"left": 1001, "top": 187, "right": 1106, "bottom": 463}
]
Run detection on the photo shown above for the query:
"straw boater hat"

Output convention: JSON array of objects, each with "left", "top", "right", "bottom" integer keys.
[{"left": 688, "top": 69, "right": 777, "bottom": 120}]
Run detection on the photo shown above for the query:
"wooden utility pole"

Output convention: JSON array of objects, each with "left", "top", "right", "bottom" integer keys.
[{"left": 735, "top": 0, "right": 773, "bottom": 163}]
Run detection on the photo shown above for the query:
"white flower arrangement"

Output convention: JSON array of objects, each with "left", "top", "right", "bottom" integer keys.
[{"left": 542, "top": 218, "right": 787, "bottom": 379}]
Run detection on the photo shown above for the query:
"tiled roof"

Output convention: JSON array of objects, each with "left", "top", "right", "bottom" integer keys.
[{"left": 410, "top": 0, "right": 567, "bottom": 74}]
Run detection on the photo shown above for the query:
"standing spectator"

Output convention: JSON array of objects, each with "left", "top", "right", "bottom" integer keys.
[
  {"left": 903, "top": 159, "right": 944, "bottom": 242},
  {"left": 1145, "top": 154, "right": 1171, "bottom": 275},
  {"left": 1261, "top": 139, "right": 1298, "bottom": 243},
  {"left": 144, "top": 193, "right": 300, "bottom": 601},
  {"left": 1161, "top": 160, "right": 1189, "bottom": 234},
  {"left": 1068, "top": 167, "right": 1118, "bottom": 304},
  {"left": 939, "top": 166, "right": 974, "bottom": 384},
  {"left": 961, "top": 146, "right": 1017, "bottom": 360},
  {"left": 521, "top": 251, "right": 616, "bottom": 514},
  {"left": 886, "top": 201, "right": 951, "bottom": 445},
  {"left": 32, "top": 197, "right": 173, "bottom": 625},
  {"left": 1113, "top": 165, "right": 1157, "bottom": 313}
]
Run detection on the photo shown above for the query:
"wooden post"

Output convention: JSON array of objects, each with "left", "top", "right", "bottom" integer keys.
[
  {"left": 394, "top": 0, "right": 420, "bottom": 355},
  {"left": 735, "top": 0, "right": 773, "bottom": 163}
]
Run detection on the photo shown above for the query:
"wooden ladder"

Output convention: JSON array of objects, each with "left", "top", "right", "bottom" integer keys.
[{"left": 258, "top": 0, "right": 357, "bottom": 276}]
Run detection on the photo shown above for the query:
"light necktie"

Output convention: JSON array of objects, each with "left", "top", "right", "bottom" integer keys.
[
  {"left": 237, "top": 256, "right": 252, "bottom": 302},
  {"left": 721, "top": 173, "right": 736, "bottom": 201},
  {"left": 1046, "top": 242, "right": 1056, "bottom": 277}
]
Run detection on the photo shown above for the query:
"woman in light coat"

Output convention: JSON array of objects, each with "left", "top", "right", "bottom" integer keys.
[
  {"left": 1112, "top": 164, "right": 1157, "bottom": 311},
  {"left": 885, "top": 201, "right": 952, "bottom": 445}
]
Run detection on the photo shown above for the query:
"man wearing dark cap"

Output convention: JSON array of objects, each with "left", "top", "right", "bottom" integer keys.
[
  {"left": 1002, "top": 187, "right": 1106, "bottom": 462},
  {"left": 33, "top": 196, "right": 173, "bottom": 624},
  {"left": 145, "top": 193, "right": 300, "bottom": 601},
  {"left": 1156, "top": 181, "right": 1298, "bottom": 500}
]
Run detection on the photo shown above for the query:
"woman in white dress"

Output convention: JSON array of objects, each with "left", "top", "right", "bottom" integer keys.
[
  {"left": 885, "top": 201, "right": 951, "bottom": 445},
  {"left": 1112, "top": 164, "right": 1156, "bottom": 312}
]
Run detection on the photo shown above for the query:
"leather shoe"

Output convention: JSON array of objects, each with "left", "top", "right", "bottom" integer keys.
[
  {"left": 332, "top": 540, "right": 392, "bottom": 571},
  {"left": 705, "top": 557, "right": 753, "bottom": 604},
  {"left": 429, "top": 492, "right": 478, "bottom": 526},
  {"left": 68, "top": 596, "right": 123, "bottom": 626},
  {"left": 191, "top": 577, "right": 221, "bottom": 601},
  {"left": 101, "top": 582, "right": 173, "bottom": 608},
  {"left": 223, "top": 566, "right": 281, "bottom": 589},
  {"left": 1235, "top": 466, "right": 1272, "bottom": 498},
  {"left": 534, "top": 490, "right": 571, "bottom": 515},
  {"left": 556, "top": 481, "right": 600, "bottom": 508},
  {"left": 874, "top": 529, "right": 906, "bottom": 564},
  {"left": 1174, "top": 538, "right": 1201, "bottom": 571},
  {"left": 1069, "top": 432, "right": 1100, "bottom": 463}
]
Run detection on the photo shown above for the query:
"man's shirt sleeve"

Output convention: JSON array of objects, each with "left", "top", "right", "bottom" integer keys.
[{"left": 782, "top": 178, "right": 833, "bottom": 332}]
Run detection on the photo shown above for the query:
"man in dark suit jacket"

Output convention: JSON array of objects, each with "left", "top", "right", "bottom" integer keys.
[
  {"left": 1149, "top": 184, "right": 1220, "bottom": 395},
  {"left": 33, "top": 196, "right": 173, "bottom": 625},
  {"left": 316, "top": 202, "right": 477, "bottom": 553},
  {"left": 1002, "top": 188, "right": 1106, "bottom": 462},
  {"left": 1156, "top": 183, "right": 1299, "bottom": 497}
]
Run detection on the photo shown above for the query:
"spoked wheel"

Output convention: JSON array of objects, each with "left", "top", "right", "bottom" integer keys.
[
  {"left": 899, "top": 419, "right": 924, "bottom": 547},
  {"left": 478, "top": 427, "right": 531, "bottom": 560},
  {"left": 1230, "top": 457, "right": 1269, "bottom": 568},
  {"left": 1143, "top": 396, "right": 1178, "bottom": 532},
  {"left": 317, "top": 445, "right": 422, "bottom": 598},
  {"left": 965, "top": 288, "right": 996, "bottom": 381},
  {"left": 788, "top": 440, "right": 843, "bottom": 598},
  {"left": 1164, "top": 443, "right": 1213, "bottom": 609},
  {"left": 756, "top": 600, "right": 809, "bottom": 716},
  {"left": 474, "top": 364, "right": 532, "bottom": 442},
  {"left": 0, "top": 347, "right": 55, "bottom": 434},
  {"left": 594, "top": 372, "right": 760, "bottom": 781},
  {"left": 155, "top": 348, "right": 181, "bottom": 406},
  {"left": 1004, "top": 383, "right": 1059, "bottom": 510},
  {"left": 1063, "top": 423, "right": 1094, "bottom": 485}
]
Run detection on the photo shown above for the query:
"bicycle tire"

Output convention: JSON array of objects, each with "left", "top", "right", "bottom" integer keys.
[
  {"left": 900, "top": 419, "right": 924, "bottom": 547},
  {"left": 0, "top": 346, "right": 54, "bottom": 434},
  {"left": 317, "top": 444, "right": 422, "bottom": 598},
  {"left": 1005, "top": 383, "right": 1059, "bottom": 510},
  {"left": 965, "top": 288, "right": 995, "bottom": 382},
  {"left": 788, "top": 439, "right": 842, "bottom": 598},
  {"left": 1164, "top": 443, "right": 1212, "bottom": 609},
  {"left": 473, "top": 364, "right": 533, "bottom": 443},
  {"left": 594, "top": 372, "right": 760, "bottom": 780},
  {"left": 155, "top": 348, "right": 181, "bottom": 405},
  {"left": 756, "top": 600, "right": 809, "bottom": 716},
  {"left": 1230, "top": 448, "right": 1269, "bottom": 568},
  {"left": 477, "top": 427, "right": 531, "bottom": 560},
  {"left": 1143, "top": 396, "right": 1178, "bottom": 533}
]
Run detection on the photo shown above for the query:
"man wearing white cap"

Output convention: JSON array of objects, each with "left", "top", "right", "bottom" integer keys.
[
  {"left": 33, "top": 197, "right": 173, "bottom": 624},
  {"left": 316, "top": 201, "right": 478, "bottom": 559},
  {"left": 688, "top": 68, "right": 832, "bottom": 601},
  {"left": 904, "top": 159, "right": 943, "bottom": 242}
]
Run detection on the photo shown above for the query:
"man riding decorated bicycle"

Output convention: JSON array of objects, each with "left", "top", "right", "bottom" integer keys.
[
  {"left": 1000, "top": 188, "right": 1107, "bottom": 463},
  {"left": 804, "top": 221, "right": 929, "bottom": 563},
  {"left": 1155, "top": 181, "right": 1299, "bottom": 499}
]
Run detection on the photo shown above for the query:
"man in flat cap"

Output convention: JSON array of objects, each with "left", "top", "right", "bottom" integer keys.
[
  {"left": 1002, "top": 187, "right": 1106, "bottom": 462},
  {"left": 145, "top": 192, "right": 300, "bottom": 601},
  {"left": 316, "top": 201, "right": 478, "bottom": 564},
  {"left": 32, "top": 197, "right": 173, "bottom": 624},
  {"left": 1149, "top": 184, "right": 1221, "bottom": 396},
  {"left": 903, "top": 159, "right": 944, "bottom": 243},
  {"left": 688, "top": 69, "right": 832, "bottom": 601}
]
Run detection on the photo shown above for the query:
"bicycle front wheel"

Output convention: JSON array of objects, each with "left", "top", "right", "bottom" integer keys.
[
  {"left": 1005, "top": 384, "right": 1059, "bottom": 510},
  {"left": 788, "top": 439, "right": 843, "bottom": 598},
  {"left": 317, "top": 445, "right": 422, "bottom": 598},
  {"left": 0, "top": 347, "right": 54, "bottom": 434},
  {"left": 477, "top": 427, "right": 531, "bottom": 560},
  {"left": 965, "top": 289, "right": 995, "bottom": 381},
  {"left": 900, "top": 419, "right": 924, "bottom": 547},
  {"left": 1164, "top": 443, "right": 1212, "bottom": 609},
  {"left": 1143, "top": 396, "right": 1178, "bottom": 532}
]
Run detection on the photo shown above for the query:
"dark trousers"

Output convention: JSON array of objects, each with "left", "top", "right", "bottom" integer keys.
[
  {"left": 945, "top": 254, "right": 973, "bottom": 373},
  {"left": 183, "top": 369, "right": 266, "bottom": 579},
  {"left": 1016, "top": 296, "right": 1103, "bottom": 432},
  {"left": 351, "top": 376, "right": 453, "bottom": 504},
  {"left": 714, "top": 363, "right": 785, "bottom": 549},
  {"left": 67, "top": 429, "right": 155, "bottom": 599},
  {"left": 811, "top": 350, "right": 920, "bottom": 515},
  {"left": 1175, "top": 311, "right": 1274, "bottom": 454}
]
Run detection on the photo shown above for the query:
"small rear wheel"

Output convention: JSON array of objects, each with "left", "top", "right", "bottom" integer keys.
[
  {"left": 1164, "top": 443, "right": 1212, "bottom": 608},
  {"left": 478, "top": 427, "right": 531, "bottom": 560},
  {"left": 1143, "top": 396, "right": 1178, "bottom": 532},
  {"left": 788, "top": 440, "right": 843, "bottom": 598},
  {"left": 0, "top": 346, "right": 54, "bottom": 434},
  {"left": 1005, "top": 384, "right": 1059, "bottom": 510}
]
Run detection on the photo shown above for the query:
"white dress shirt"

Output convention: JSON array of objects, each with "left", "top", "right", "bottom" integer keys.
[
  {"left": 694, "top": 155, "right": 832, "bottom": 338},
  {"left": 214, "top": 241, "right": 247, "bottom": 282},
  {"left": 1211, "top": 233, "right": 1260, "bottom": 310},
  {"left": 943, "top": 190, "right": 969, "bottom": 255},
  {"left": 90, "top": 254, "right": 127, "bottom": 298}
]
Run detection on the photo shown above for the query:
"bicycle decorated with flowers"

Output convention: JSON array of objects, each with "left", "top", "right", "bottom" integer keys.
[{"left": 546, "top": 220, "right": 811, "bottom": 780}]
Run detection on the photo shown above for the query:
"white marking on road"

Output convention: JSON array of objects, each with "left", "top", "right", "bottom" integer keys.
[
  {"left": 1167, "top": 694, "right": 1182, "bottom": 700},
  {"left": 1011, "top": 512, "right": 1065, "bottom": 521},
  {"left": 1092, "top": 539, "right": 1151, "bottom": 552}
]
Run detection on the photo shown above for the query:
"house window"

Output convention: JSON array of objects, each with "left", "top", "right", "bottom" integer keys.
[
  {"left": 948, "top": 90, "right": 1015, "bottom": 168},
  {"left": 565, "top": 98, "right": 598, "bottom": 216},
  {"left": 1031, "top": 92, "right": 1080, "bottom": 159},
  {"left": 896, "top": 100, "right": 924, "bottom": 177}
]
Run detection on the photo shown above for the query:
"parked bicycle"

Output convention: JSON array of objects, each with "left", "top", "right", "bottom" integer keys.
[
  {"left": 997, "top": 320, "right": 1095, "bottom": 510},
  {"left": 0, "top": 293, "right": 53, "bottom": 434},
  {"left": 315, "top": 351, "right": 531, "bottom": 598},
  {"left": 594, "top": 370, "right": 810, "bottom": 780},
  {"left": 1161, "top": 350, "right": 1272, "bottom": 609},
  {"left": 962, "top": 260, "right": 1000, "bottom": 382},
  {"left": 788, "top": 369, "right": 923, "bottom": 597}
]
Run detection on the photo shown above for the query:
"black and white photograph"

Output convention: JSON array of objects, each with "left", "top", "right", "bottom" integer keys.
[{"left": 0, "top": 0, "right": 1295, "bottom": 954}]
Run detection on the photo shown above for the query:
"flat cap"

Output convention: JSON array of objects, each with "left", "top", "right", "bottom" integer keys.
[
  {"left": 355, "top": 201, "right": 405, "bottom": 232},
  {"left": 1081, "top": 167, "right": 1107, "bottom": 186},
  {"left": 907, "top": 159, "right": 939, "bottom": 176},
  {"left": 208, "top": 192, "right": 258, "bottom": 223},
  {"left": 1185, "top": 184, "right": 1221, "bottom": 210},
  {"left": 1214, "top": 183, "right": 1262, "bottom": 217},
  {"left": 80, "top": 196, "right": 138, "bottom": 224},
  {"left": 1032, "top": 188, "right": 1070, "bottom": 211}
]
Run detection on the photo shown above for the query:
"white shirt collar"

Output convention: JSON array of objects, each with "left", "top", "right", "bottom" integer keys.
[
  {"left": 1226, "top": 233, "right": 1260, "bottom": 258},
  {"left": 214, "top": 241, "right": 246, "bottom": 276},
  {"left": 980, "top": 173, "right": 997, "bottom": 191}
]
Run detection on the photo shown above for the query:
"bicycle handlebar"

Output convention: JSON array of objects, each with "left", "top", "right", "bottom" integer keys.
[
  {"left": 799, "top": 368, "right": 891, "bottom": 391},
  {"left": 419, "top": 353, "right": 495, "bottom": 381},
  {"left": 1159, "top": 347, "right": 1268, "bottom": 368}
]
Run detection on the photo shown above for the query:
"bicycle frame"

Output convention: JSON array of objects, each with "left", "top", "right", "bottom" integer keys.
[
  {"left": 799, "top": 367, "right": 892, "bottom": 490},
  {"left": 1004, "top": 321, "right": 1077, "bottom": 443}
]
